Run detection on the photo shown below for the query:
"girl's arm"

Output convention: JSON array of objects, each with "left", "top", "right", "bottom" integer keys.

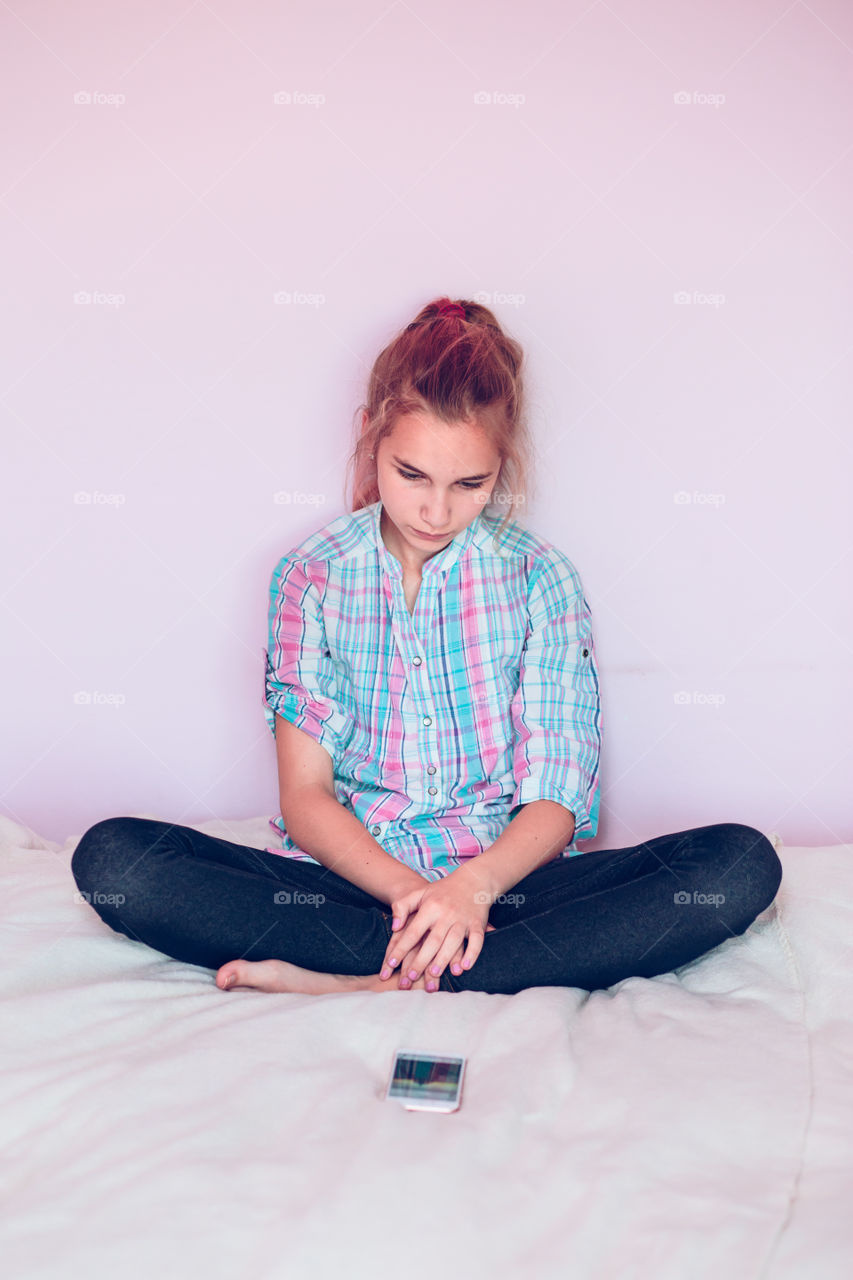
[
  {"left": 458, "top": 798, "right": 577, "bottom": 901},
  {"left": 276, "top": 712, "right": 425, "bottom": 905},
  {"left": 282, "top": 783, "right": 426, "bottom": 907}
]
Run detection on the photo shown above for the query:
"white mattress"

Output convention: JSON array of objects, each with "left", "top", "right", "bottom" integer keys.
[{"left": 2, "top": 813, "right": 851, "bottom": 1280}]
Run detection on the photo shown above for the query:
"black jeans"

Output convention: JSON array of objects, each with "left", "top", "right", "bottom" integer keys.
[{"left": 70, "top": 818, "right": 782, "bottom": 996}]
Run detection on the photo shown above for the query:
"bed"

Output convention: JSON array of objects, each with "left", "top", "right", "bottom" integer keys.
[{"left": 2, "top": 812, "right": 851, "bottom": 1279}]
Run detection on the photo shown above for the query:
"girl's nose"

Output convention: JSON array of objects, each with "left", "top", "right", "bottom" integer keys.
[{"left": 422, "top": 503, "right": 451, "bottom": 528}]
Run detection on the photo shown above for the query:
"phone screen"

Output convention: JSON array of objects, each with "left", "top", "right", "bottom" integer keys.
[{"left": 385, "top": 1051, "right": 466, "bottom": 1111}]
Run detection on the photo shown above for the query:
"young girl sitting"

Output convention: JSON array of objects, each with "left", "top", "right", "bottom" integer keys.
[{"left": 71, "top": 296, "right": 782, "bottom": 996}]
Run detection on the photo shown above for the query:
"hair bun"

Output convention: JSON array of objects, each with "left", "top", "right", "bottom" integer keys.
[{"left": 435, "top": 298, "right": 467, "bottom": 320}]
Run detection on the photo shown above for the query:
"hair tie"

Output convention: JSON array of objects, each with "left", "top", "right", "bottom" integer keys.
[{"left": 436, "top": 300, "right": 466, "bottom": 320}]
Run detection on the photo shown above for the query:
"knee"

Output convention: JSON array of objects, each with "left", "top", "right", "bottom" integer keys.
[
  {"left": 71, "top": 816, "right": 142, "bottom": 899},
  {"left": 709, "top": 822, "right": 783, "bottom": 920}
]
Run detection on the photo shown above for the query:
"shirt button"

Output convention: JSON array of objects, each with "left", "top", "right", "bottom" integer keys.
[
  {"left": 370, "top": 825, "right": 381, "bottom": 836},
  {"left": 428, "top": 786, "right": 437, "bottom": 796},
  {"left": 582, "top": 648, "right": 589, "bottom": 657},
  {"left": 427, "top": 765, "right": 436, "bottom": 775},
  {"left": 412, "top": 656, "right": 422, "bottom": 666},
  {"left": 422, "top": 716, "right": 432, "bottom": 726}
]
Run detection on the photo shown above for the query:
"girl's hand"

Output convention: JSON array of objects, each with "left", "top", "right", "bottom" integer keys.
[
  {"left": 441, "top": 925, "right": 496, "bottom": 984},
  {"left": 378, "top": 926, "right": 496, "bottom": 991},
  {"left": 378, "top": 868, "right": 493, "bottom": 987},
  {"left": 376, "top": 883, "right": 430, "bottom": 990},
  {"left": 387, "top": 883, "right": 429, "bottom": 932}
]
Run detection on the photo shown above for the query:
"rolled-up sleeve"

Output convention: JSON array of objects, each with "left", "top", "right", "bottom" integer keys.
[
  {"left": 263, "top": 554, "right": 353, "bottom": 770},
  {"left": 509, "top": 552, "right": 602, "bottom": 844}
]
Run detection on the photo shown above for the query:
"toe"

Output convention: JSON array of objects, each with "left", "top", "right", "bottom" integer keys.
[
  {"left": 216, "top": 962, "right": 242, "bottom": 989},
  {"left": 217, "top": 959, "right": 295, "bottom": 993}
]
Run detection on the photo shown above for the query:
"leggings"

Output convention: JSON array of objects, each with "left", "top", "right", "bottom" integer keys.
[{"left": 70, "top": 818, "right": 782, "bottom": 995}]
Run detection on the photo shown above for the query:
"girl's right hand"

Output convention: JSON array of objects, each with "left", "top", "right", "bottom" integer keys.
[
  {"left": 382, "top": 880, "right": 496, "bottom": 988},
  {"left": 387, "top": 925, "right": 495, "bottom": 989},
  {"left": 417, "top": 923, "right": 497, "bottom": 988}
]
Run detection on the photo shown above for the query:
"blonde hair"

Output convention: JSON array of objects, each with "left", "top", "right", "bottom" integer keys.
[{"left": 344, "top": 296, "right": 535, "bottom": 547}]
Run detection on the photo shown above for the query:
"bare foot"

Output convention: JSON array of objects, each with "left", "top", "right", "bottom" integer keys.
[{"left": 216, "top": 957, "right": 431, "bottom": 995}]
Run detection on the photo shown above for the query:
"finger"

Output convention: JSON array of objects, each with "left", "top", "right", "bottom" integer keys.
[
  {"left": 397, "top": 944, "right": 424, "bottom": 990},
  {"left": 459, "top": 928, "right": 486, "bottom": 972},
  {"left": 424, "top": 946, "right": 460, "bottom": 986},
  {"left": 404, "top": 931, "right": 447, "bottom": 983},
  {"left": 398, "top": 932, "right": 439, "bottom": 986},
  {"left": 385, "top": 904, "right": 437, "bottom": 969},
  {"left": 407, "top": 924, "right": 465, "bottom": 986},
  {"left": 380, "top": 941, "right": 405, "bottom": 980},
  {"left": 388, "top": 900, "right": 415, "bottom": 934},
  {"left": 433, "top": 922, "right": 489, "bottom": 981},
  {"left": 446, "top": 925, "right": 494, "bottom": 978},
  {"left": 425, "top": 927, "right": 476, "bottom": 982},
  {"left": 380, "top": 914, "right": 428, "bottom": 978},
  {"left": 447, "top": 942, "right": 467, "bottom": 977},
  {"left": 381, "top": 922, "right": 429, "bottom": 978},
  {"left": 384, "top": 936, "right": 425, "bottom": 983}
]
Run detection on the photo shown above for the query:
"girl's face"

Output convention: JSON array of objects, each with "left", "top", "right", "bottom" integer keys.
[{"left": 374, "top": 411, "right": 501, "bottom": 572}]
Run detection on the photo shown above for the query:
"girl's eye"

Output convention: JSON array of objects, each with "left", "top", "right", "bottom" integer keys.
[{"left": 397, "top": 468, "right": 483, "bottom": 490}]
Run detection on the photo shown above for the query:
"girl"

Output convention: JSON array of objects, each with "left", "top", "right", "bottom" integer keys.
[{"left": 71, "top": 296, "right": 782, "bottom": 997}]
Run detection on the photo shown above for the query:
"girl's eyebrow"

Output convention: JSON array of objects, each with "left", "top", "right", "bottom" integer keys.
[{"left": 392, "top": 454, "right": 494, "bottom": 482}]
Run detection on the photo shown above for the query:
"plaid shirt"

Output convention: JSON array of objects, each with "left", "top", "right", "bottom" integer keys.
[{"left": 263, "top": 499, "right": 602, "bottom": 881}]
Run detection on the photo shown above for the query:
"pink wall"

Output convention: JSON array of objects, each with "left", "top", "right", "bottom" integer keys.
[{"left": 2, "top": 1, "right": 851, "bottom": 849}]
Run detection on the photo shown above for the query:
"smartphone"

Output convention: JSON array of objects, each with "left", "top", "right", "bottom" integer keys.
[{"left": 384, "top": 1050, "right": 467, "bottom": 1113}]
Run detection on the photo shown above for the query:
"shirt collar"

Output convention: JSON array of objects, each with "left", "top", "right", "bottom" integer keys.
[{"left": 368, "top": 500, "right": 484, "bottom": 580}]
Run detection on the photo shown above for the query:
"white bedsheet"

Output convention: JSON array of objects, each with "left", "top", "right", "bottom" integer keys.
[{"left": 1, "top": 814, "right": 851, "bottom": 1280}]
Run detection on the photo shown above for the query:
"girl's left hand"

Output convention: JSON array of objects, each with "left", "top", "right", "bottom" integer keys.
[
  {"left": 380, "top": 926, "right": 497, "bottom": 990},
  {"left": 378, "top": 867, "right": 493, "bottom": 987}
]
